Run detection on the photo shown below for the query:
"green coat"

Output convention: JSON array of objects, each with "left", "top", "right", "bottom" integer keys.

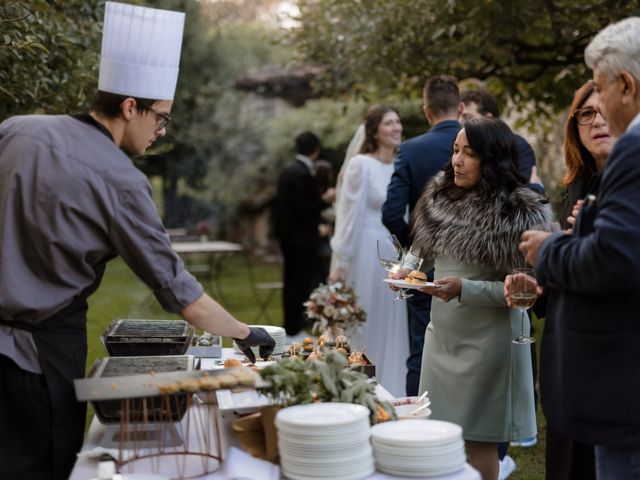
[{"left": 419, "top": 256, "right": 536, "bottom": 443}]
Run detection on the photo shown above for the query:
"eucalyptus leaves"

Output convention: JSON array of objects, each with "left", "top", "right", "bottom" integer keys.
[{"left": 259, "top": 350, "right": 395, "bottom": 424}]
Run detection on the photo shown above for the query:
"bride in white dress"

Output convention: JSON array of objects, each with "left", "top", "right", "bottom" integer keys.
[{"left": 329, "top": 105, "right": 409, "bottom": 396}]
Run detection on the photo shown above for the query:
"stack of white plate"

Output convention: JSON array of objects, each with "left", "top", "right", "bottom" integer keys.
[
  {"left": 233, "top": 325, "right": 285, "bottom": 356},
  {"left": 371, "top": 419, "right": 466, "bottom": 477},
  {"left": 276, "top": 403, "right": 375, "bottom": 480}
]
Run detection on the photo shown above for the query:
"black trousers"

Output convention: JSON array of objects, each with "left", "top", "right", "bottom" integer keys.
[
  {"left": 0, "top": 354, "right": 55, "bottom": 480},
  {"left": 545, "top": 426, "right": 596, "bottom": 479},
  {"left": 281, "top": 243, "right": 324, "bottom": 335}
]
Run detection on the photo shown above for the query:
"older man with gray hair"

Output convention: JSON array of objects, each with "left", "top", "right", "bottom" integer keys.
[{"left": 517, "top": 16, "right": 640, "bottom": 479}]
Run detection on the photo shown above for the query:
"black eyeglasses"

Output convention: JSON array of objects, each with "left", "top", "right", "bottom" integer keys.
[
  {"left": 142, "top": 106, "right": 172, "bottom": 130},
  {"left": 572, "top": 107, "right": 603, "bottom": 126}
]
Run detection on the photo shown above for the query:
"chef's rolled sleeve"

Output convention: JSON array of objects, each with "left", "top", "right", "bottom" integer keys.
[{"left": 154, "top": 269, "right": 203, "bottom": 313}]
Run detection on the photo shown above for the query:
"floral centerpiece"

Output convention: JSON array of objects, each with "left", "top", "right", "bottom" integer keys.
[{"left": 303, "top": 281, "right": 366, "bottom": 337}]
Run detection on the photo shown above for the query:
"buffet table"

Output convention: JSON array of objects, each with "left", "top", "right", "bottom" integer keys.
[{"left": 70, "top": 349, "right": 480, "bottom": 480}]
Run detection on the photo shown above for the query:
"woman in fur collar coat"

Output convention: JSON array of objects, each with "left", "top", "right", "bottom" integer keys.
[{"left": 402, "top": 117, "right": 553, "bottom": 479}]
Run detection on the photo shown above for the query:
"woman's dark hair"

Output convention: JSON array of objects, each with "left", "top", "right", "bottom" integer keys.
[
  {"left": 91, "top": 90, "right": 158, "bottom": 118},
  {"left": 562, "top": 80, "right": 598, "bottom": 187},
  {"left": 360, "top": 104, "right": 396, "bottom": 154},
  {"left": 436, "top": 117, "right": 525, "bottom": 200}
]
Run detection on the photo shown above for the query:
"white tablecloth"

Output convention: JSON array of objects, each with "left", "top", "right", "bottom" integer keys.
[{"left": 70, "top": 350, "right": 480, "bottom": 480}]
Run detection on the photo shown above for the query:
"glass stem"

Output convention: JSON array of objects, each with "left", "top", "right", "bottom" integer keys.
[{"left": 520, "top": 310, "right": 526, "bottom": 337}]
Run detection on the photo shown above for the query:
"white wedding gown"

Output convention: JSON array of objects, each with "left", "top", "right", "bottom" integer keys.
[{"left": 330, "top": 154, "right": 409, "bottom": 397}]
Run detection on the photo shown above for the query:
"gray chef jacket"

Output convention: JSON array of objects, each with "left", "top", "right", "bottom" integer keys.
[{"left": 0, "top": 114, "right": 203, "bottom": 372}]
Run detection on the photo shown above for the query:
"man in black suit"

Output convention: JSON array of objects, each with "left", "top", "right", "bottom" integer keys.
[
  {"left": 382, "top": 75, "right": 462, "bottom": 396},
  {"left": 276, "top": 132, "right": 335, "bottom": 339}
]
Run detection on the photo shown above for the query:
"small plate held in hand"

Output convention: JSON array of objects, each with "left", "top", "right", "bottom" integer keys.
[{"left": 383, "top": 278, "right": 439, "bottom": 290}]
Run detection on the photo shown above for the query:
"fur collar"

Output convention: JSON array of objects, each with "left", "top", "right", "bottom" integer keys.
[{"left": 411, "top": 173, "right": 553, "bottom": 273}]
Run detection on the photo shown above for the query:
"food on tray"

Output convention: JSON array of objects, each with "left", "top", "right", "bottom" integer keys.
[
  {"left": 198, "top": 376, "right": 222, "bottom": 391},
  {"left": 288, "top": 342, "right": 302, "bottom": 355},
  {"left": 306, "top": 350, "right": 323, "bottom": 362},
  {"left": 405, "top": 270, "right": 427, "bottom": 285},
  {"left": 157, "top": 369, "right": 256, "bottom": 394},
  {"left": 178, "top": 378, "right": 201, "bottom": 393},
  {"left": 348, "top": 351, "right": 365, "bottom": 366},
  {"left": 158, "top": 382, "right": 180, "bottom": 394},
  {"left": 303, "top": 343, "right": 315, "bottom": 352},
  {"left": 224, "top": 358, "right": 243, "bottom": 368},
  {"left": 303, "top": 337, "right": 314, "bottom": 345},
  {"left": 323, "top": 339, "right": 336, "bottom": 349},
  {"left": 225, "top": 369, "right": 255, "bottom": 387}
]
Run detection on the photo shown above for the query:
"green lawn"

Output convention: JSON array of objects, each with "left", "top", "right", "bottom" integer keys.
[{"left": 84, "top": 255, "right": 546, "bottom": 479}]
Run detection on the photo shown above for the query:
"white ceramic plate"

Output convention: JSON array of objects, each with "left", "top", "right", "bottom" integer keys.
[
  {"left": 383, "top": 278, "right": 439, "bottom": 289},
  {"left": 372, "top": 439, "right": 464, "bottom": 457},
  {"left": 371, "top": 419, "right": 462, "bottom": 446},
  {"left": 376, "top": 462, "right": 465, "bottom": 478},
  {"left": 281, "top": 462, "right": 375, "bottom": 480},
  {"left": 276, "top": 402, "right": 369, "bottom": 428},
  {"left": 276, "top": 419, "right": 369, "bottom": 436},
  {"left": 121, "top": 475, "right": 170, "bottom": 480}
]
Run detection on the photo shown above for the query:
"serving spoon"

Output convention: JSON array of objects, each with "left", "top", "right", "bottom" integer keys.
[
  {"left": 416, "top": 389, "right": 429, "bottom": 403},
  {"left": 409, "top": 401, "right": 431, "bottom": 416}
]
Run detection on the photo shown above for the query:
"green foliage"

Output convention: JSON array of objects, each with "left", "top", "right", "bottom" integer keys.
[
  {"left": 292, "top": 0, "right": 640, "bottom": 121},
  {"left": 133, "top": 0, "right": 296, "bottom": 228},
  {"left": 259, "top": 350, "right": 396, "bottom": 423},
  {"left": 198, "top": 92, "right": 424, "bottom": 233},
  {"left": 0, "top": 0, "right": 102, "bottom": 119}
]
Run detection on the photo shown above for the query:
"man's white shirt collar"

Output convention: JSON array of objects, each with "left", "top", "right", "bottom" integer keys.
[
  {"left": 295, "top": 154, "right": 315, "bottom": 175},
  {"left": 627, "top": 111, "right": 640, "bottom": 132}
]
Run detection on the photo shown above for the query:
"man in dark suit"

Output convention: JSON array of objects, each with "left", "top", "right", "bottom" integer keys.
[
  {"left": 519, "top": 17, "right": 640, "bottom": 479},
  {"left": 382, "top": 75, "right": 462, "bottom": 396},
  {"left": 460, "top": 89, "right": 544, "bottom": 193},
  {"left": 276, "top": 132, "right": 335, "bottom": 339}
]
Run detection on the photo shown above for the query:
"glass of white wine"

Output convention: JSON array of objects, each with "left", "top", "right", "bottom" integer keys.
[
  {"left": 509, "top": 267, "right": 538, "bottom": 345},
  {"left": 376, "top": 235, "right": 412, "bottom": 300}
]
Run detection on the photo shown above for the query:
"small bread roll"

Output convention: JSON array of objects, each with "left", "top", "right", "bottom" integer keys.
[
  {"left": 224, "top": 358, "right": 243, "bottom": 368},
  {"left": 158, "top": 383, "right": 180, "bottom": 394},
  {"left": 178, "top": 378, "right": 200, "bottom": 393},
  {"left": 198, "top": 377, "right": 221, "bottom": 391},
  {"left": 406, "top": 270, "right": 427, "bottom": 284}
]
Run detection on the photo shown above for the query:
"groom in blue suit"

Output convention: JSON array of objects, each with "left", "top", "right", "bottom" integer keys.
[{"left": 382, "top": 75, "right": 462, "bottom": 396}]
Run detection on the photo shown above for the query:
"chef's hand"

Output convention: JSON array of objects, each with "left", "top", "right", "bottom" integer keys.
[
  {"left": 420, "top": 276, "right": 461, "bottom": 302},
  {"left": 234, "top": 327, "right": 275, "bottom": 363},
  {"left": 504, "top": 274, "right": 544, "bottom": 308},
  {"left": 387, "top": 267, "right": 411, "bottom": 291}
]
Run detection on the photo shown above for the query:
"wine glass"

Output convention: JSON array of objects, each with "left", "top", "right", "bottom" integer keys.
[
  {"left": 376, "top": 235, "right": 412, "bottom": 301},
  {"left": 509, "top": 267, "right": 538, "bottom": 345}
]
